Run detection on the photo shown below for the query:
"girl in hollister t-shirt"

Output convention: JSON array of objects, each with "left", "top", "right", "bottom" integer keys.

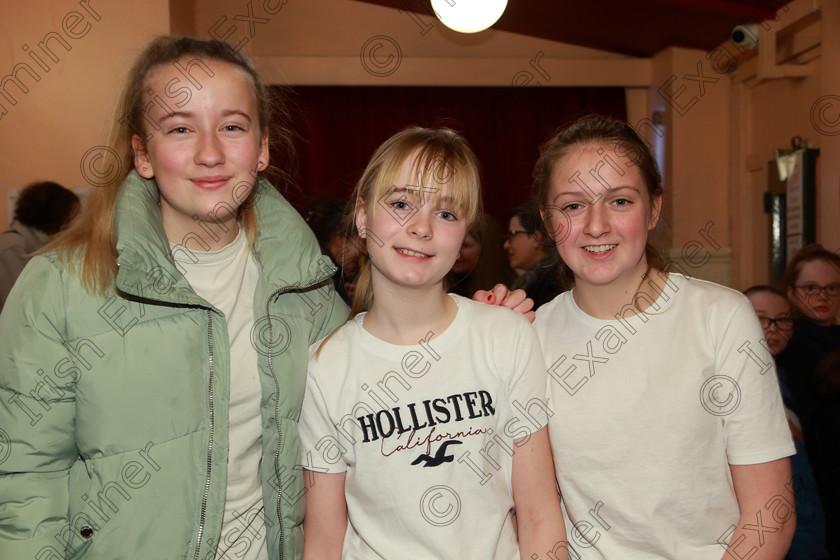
[{"left": 299, "top": 127, "right": 568, "bottom": 560}]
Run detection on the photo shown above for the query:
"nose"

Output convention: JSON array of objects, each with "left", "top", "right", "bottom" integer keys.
[
  {"left": 583, "top": 202, "right": 609, "bottom": 237},
  {"left": 195, "top": 132, "right": 224, "bottom": 167},
  {"left": 503, "top": 238, "right": 511, "bottom": 251},
  {"left": 407, "top": 208, "right": 432, "bottom": 239}
]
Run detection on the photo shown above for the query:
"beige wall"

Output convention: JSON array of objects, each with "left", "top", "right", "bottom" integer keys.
[
  {"left": 0, "top": 0, "right": 170, "bottom": 224},
  {"left": 727, "top": 0, "right": 837, "bottom": 289},
  {"left": 1, "top": 0, "right": 835, "bottom": 290}
]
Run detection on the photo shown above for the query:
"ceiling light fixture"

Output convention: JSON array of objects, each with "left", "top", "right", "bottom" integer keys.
[{"left": 430, "top": 0, "right": 508, "bottom": 34}]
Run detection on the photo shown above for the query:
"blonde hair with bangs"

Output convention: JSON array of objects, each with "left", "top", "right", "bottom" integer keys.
[{"left": 348, "top": 127, "right": 483, "bottom": 317}]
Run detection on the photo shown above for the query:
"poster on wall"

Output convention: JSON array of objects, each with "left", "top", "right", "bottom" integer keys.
[{"left": 782, "top": 148, "right": 819, "bottom": 258}]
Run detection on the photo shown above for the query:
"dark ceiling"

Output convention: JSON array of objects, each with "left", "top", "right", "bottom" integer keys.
[{"left": 353, "top": 0, "right": 789, "bottom": 57}]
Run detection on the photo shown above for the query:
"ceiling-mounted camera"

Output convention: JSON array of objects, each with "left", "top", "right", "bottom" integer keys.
[{"left": 731, "top": 23, "right": 759, "bottom": 49}]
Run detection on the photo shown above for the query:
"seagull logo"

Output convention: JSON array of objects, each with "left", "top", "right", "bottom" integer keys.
[{"left": 411, "top": 440, "right": 463, "bottom": 467}]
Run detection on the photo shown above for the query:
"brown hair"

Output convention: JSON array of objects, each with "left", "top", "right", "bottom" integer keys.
[
  {"left": 782, "top": 244, "right": 840, "bottom": 289},
  {"left": 532, "top": 115, "right": 664, "bottom": 289},
  {"left": 348, "top": 127, "right": 482, "bottom": 317},
  {"left": 46, "top": 36, "right": 295, "bottom": 293}
]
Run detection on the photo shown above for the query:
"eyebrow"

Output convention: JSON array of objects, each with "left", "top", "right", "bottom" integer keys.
[
  {"left": 158, "top": 110, "right": 253, "bottom": 122},
  {"left": 389, "top": 186, "right": 459, "bottom": 205},
  {"left": 158, "top": 111, "right": 194, "bottom": 123},
  {"left": 552, "top": 185, "right": 640, "bottom": 197}
]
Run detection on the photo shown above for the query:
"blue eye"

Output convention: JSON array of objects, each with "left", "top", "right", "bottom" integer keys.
[
  {"left": 170, "top": 127, "right": 189, "bottom": 134},
  {"left": 438, "top": 211, "right": 456, "bottom": 221},
  {"left": 392, "top": 200, "right": 410, "bottom": 211}
]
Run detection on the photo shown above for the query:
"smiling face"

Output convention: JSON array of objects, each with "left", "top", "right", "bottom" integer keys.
[
  {"left": 544, "top": 142, "right": 661, "bottom": 293},
  {"left": 747, "top": 290, "right": 794, "bottom": 356},
  {"left": 132, "top": 59, "right": 269, "bottom": 247},
  {"left": 356, "top": 157, "right": 469, "bottom": 294},
  {"left": 789, "top": 259, "right": 840, "bottom": 325}
]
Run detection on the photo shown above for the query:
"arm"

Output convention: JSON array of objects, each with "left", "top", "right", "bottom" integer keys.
[
  {"left": 473, "top": 284, "right": 535, "bottom": 322},
  {"left": 512, "top": 427, "right": 569, "bottom": 560},
  {"left": 719, "top": 459, "right": 795, "bottom": 560},
  {"left": 0, "top": 257, "right": 78, "bottom": 557},
  {"left": 303, "top": 470, "right": 347, "bottom": 560}
]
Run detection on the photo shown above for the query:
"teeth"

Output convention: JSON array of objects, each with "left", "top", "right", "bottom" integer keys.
[
  {"left": 584, "top": 244, "right": 617, "bottom": 254},
  {"left": 397, "top": 248, "right": 429, "bottom": 257}
]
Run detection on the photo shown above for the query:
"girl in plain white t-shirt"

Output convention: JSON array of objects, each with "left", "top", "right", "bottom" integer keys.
[{"left": 531, "top": 116, "right": 796, "bottom": 560}]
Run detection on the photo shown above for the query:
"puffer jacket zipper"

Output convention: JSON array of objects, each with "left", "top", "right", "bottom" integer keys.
[
  {"left": 193, "top": 310, "right": 216, "bottom": 560},
  {"left": 265, "top": 277, "right": 331, "bottom": 560}
]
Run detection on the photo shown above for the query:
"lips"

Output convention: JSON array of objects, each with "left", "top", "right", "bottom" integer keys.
[{"left": 191, "top": 176, "right": 230, "bottom": 190}]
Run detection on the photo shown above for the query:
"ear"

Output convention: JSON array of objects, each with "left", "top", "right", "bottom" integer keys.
[
  {"left": 354, "top": 197, "right": 368, "bottom": 239},
  {"left": 132, "top": 135, "right": 154, "bottom": 179},
  {"left": 648, "top": 191, "right": 663, "bottom": 230},
  {"left": 257, "top": 128, "right": 270, "bottom": 171}
]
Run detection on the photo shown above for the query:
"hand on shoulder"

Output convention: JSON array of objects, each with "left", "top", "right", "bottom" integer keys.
[{"left": 472, "top": 284, "right": 536, "bottom": 323}]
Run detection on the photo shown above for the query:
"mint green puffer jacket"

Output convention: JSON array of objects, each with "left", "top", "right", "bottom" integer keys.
[{"left": 0, "top": 172, "right": 349, "bottom": 560}]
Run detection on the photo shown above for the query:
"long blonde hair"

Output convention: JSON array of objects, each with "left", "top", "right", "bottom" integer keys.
[
  {"left": 348, "top": 127, "right": 483, "bottom": 317},
  {"left": 47, "top": 36, "right": 295, "bottom": 293}
]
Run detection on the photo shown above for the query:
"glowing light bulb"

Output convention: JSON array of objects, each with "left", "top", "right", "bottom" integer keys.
[{"left": 430, "top": 0, "right": 508, "bottom": 34}]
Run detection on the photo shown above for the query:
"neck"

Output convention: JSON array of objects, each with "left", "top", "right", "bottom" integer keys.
[
  {"left": 165, "top": 217, "right": 240, "bottom": 251},
  {"left": 573, "top": 266, "right": 667, "bottom": 320},
  {"left": 363, "top": 279, "right": 456, "bottom": 345}
]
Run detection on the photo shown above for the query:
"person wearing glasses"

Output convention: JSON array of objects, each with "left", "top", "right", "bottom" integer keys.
[
  {"left": 745, "top": 285, "right": 830, "bottom": 560},
  {"left": 503, "top": 199, "right": 564, "bottom": 309},
  {"left": 777, "top": 244, "right": 840, "bottom": 558}
]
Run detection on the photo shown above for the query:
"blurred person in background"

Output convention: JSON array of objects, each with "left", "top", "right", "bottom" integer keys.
[
  {"left": 0, "top": 181, "right": 79, "bottom": 311},
  {"left": 448, "top": 214, "right": 515, "bottom": 298},
  {"left": 504, "top": 198, "right": 563, "bottom": 309},
  {"left": 306, "top": 197, "right": 363, "bottom": 305},
  {"left": 745, "top": 285, "right": 830, "bottom": 560},
  {"left": 777, "top": 244, "right": 840, "bottom": 558}
]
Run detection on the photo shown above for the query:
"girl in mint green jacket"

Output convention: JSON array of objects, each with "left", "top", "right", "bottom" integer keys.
[{"left": 0, "top": 37, "right": 348, "bottom": 560}]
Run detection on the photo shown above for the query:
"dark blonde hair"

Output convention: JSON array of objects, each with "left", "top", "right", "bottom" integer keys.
[
  {"left": 533, "top": 115, "right": 664, "bottom": 289},
  {"left": 348, "top": 127, "right": 482, "bottom": 317},
  {"left": 47, "top": 36, "right": 295, "bottom": 292}
]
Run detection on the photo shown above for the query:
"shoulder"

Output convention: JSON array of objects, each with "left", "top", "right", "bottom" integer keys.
[
  {"left": 0, "top": 229, "right": 25, "bottom": 251},
  {"left": 13, "top": 251, "right": 70, "bottom": 287},
  {"left": 533, "top": 290, "right": 571, "bottom": 328},
  {"left": 309, "top": 318, "right": 359, "bottom": 367},
  {"left": 667, "top": 273, "right": 752, "bottom": 316},
  {"left": 452, "top": 294, "right": 532, "bottom": 330}
]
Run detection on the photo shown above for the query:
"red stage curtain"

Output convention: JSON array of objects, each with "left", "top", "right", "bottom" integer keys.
[{"left": 269, "top": 86, "right": 626, "bottom": 227}]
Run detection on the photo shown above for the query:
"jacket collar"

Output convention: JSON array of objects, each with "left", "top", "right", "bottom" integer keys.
[{"left": 113, "top": 171, "right": 334, "bottom": 306}]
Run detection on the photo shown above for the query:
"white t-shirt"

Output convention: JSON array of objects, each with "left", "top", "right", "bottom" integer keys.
[
  {"left": 299, "top": 295, "right": 549, "bottom": 560},
  {"left": 533, "top": 273, "right": 796, "bottom": 560},
  {"left": 173, "top": 229, "right": 268, "bottom": 560}
]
